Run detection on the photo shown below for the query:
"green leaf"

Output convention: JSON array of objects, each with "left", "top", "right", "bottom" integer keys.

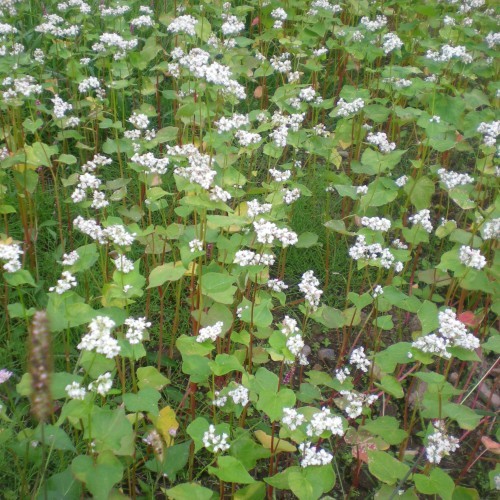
[
  {"left": 164, "top": 483, "right": 214, "bottom": 500},
  {"left": 208, "top": 354, "right": 244, "bottom": 376},
  {"left": 452, "top": 486, "right": 480, "bottom": 500},
  {"left": 123, "top": 387, "right": 161, "bottom": 416},
  {"left": 84, "top": 408, "right": 134, "bottom": 456},
  {"left": 443, "top": 403, "right": 481, "bottom": 430},
  {"left": 405, "top": 176, "right": 434, "bottom": 211},
  {"left": 362, "top": 417, "right": 408, "bottom": 445},
  {"left": 234, "top": 482, "right": 266, "bottom": 500},
  {"left": 296, "top": 232, "right": 319, "bottom": 248},
  {"left": 201, "top": 272, "right": 237, "bottom": 304},
  {"left": 288, "top": 471, "right": 316, "bottom": 500},
  {"left": 414, "top": 467, "right": 455, "bottom": 500},
  {"left": 182, "top": 355, "right": 211, "bottom": 383},
  {"left": 4, "top": 269, "right": 36, "bottom": 287},
  {"left": 145, "top": 441, "right": 191, "bottom": 482},
  {"left": 148, "top": 262, "right": 186, "bottom": 288},
  {"left": 40, "top": 466, "right": 83, "bottom": 500},
  {"left": 376, "top": 375, "right": 404, "bottom": 399},
  {"left": 374, "top": 343, "right": 413, "bottom": 374},
  {"left": 137, "top": 366, "right": 170, "bottom": 390},
  {"left": 367, "top": 451, "right": 409, "bottom": 485},
  {"left": 417, "top": 301, "right": 439, "bottom": 335},
  {"left": 71, "top": 451, "right": 123, "bottom": 500},
  {"left": 208, "top": 456, "right": 255, "bottom": 484},
  {"left": 33, "top": 424, "right": 75, "bottom": 451},
  {"left": 229, "top": 429, "right": 271, "bottom": 470}
]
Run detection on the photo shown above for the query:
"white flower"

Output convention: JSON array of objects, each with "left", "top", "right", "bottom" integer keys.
[
  {"left": 361, "top": 216, "right": 391, "bottom": 232},
  {"left": 268, "top": 279, "right": 288, "bottom": 292},
  {"left": 459, "top": 246, "right": 486, "bottom": 270},
  {"left": 336, "top": 98, "right": 365, "bottom": 117},
  {"left": 360, "top": 15, "right": 387, "bottom": 32},
  {"left": 409, "top": 209, "right": 433, "bottom": 233},
  {"left": 483, "top": 218, "right": 500, "bottom": 240},
  {"left": 286, "top": 334, "right": 305, "bottom": 356},
  {"left": 88, "top": 372, "right": 113, "bottom": 396},
  {"left": 189, "top": 239, "right": 203, "bottom": 253},
  {"left": 282, "top": 407, "right": 305, "bottom": 430},
  {"left": 366, "top": 132, "right": 396, "bottom": 153},
  {"left": 125, "top": 317, "right": 152, "bottom": 344},
  {"left": 77, "top": 316, "right": 120, "bottom": 359},
  {"left": 340, "top": 390, "right": 378, "bottom": 418},
  {"left": 61, "top": 251, "right": 79, "bottom": 266},
  {"left": 202, "top": 424, "right": 230, "bottom": 453},
  {"left": 306, "top": 407, "right": 344, "bottom": 437},
  {"left": 129, "top": 113, "right": 149, "bottom": 130},
  {"left": 349, "top": 347, "right": 370, "bottom": 372},
  {"left": 395, "top": 175, "right": 408, "bottom": 187},
  {"left": 167, "top": 15, "right": 198, "bottom": 36},
  {"left": 382, "top": 33, "right": 403, "bottom": 54},
  {"left": 66, "top": 381, "right": 86, "bottom": 400},
  {"left": 49, "top": 271, "right": 77, "bottom": 294},
  {"left": 227, "top": 385, "right": 249, "bottom": 406},
  {"left": 299, "top": 270, "right": 323, "bottom": 311},
  {"left": 0, "top": 241, "right": 23, "bottom": 272},
  {"left": 197, "top": 321, "right": 224, "bottom": 343},
  {"left": 372, "top": 285, "right": 384, "bottom": 298},
  {"left": 426, "top": 421, "right": 459, "bottom": 464},
  {"left": 299, "top": 442, "right": 333, "bottom": 467},
  {"left": 113, "top": 255, "right": 135, "bottom": 274}
]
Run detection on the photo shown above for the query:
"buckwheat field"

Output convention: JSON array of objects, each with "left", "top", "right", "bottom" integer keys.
[{"left": 0, "top": 0, "right": 498, "bottom": 498}]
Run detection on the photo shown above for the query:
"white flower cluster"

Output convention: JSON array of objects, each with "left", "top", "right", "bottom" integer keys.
[
  {"left": 308, "top": 0, "right": 342, "bottom": 16},
  {"left": 57, "top": 0, "right": 91, "bottom": 14},
  {"left": 247, "top": 199, "right": 273, "bottom": 219},
  {"left": 130, "top": 15, "right": 154, "bottom": 29},
  {"left": 437, "top": 169, "right": 474, "bottom": 190},
  {"left": 221, "top": 14, "right": 245, "bottom": 36},
  {"left": 270, "top": 52, "right": 292, "bottom": 73},
  {"left": 92, "top": 33, "right": 138, "bottom": 60},
  {"left": 235, "top": 130, "right": 261, "bottom": 147},
  {"left": 100, "top": 4, "right": 130, "bottom": 16},
  {"left": 77, "top": 316, "right": 121, "bottom": 359},
  {"left": 298, "top": 270, "right": 323, "bottom": 311},
  {"left": 49, "top": 271, "right": 77, "bottom": 294},
  {"left": 268, "top": 278, "right": 288, "bottom": 292},
  {"left": 477, "top": 121, "right": 499, "bottom": 147},
  {"left": 66, "top": 381, "right": 86, "bottom": 400},
  {"left": 227, "top": 384, "right": 249, "bottom": 406},
  {"left": 336, "top": 97, "right": 365, "bottom": 117},
  {"left": 360, "top": 15, "right": 387, "bottom": 31},
  {"left": 51, "top": 94, "right": 73, "bottom": 118},
  {"left": 281, "top": 316, "right": 300, "bottom": 336},
  {"left": 125, "top": 317, "right": 151, "bottom": 344},
  {"left": 197, "top": 321, "right": 224, "bottom": 343},
  {"left": 71, "top": 172, "right": 108, "bottom": 209},
  {"left": 78, "top": 76, "right": 101, "bottom": 94},
  {"left": 82, "top": 154, "right": 112, "bottom": 173},
  {"left": 335, "top": 367, "right": 350, "bottom": 384},
  {"left": 483, "top": 218, "right": 500, "bottom": 240},
  {"left": 202, "top": 425, "right": 230, "bottom": 453},
  {"left": 281, "top": 407, "right": 305, "bottom": 430},
  {"left": 282, "top": 188, "right": 301, "bottom": 205},
  {"left": 129, "top": 112, "right": 149, "bottom": 130},
  {"left": 426, "top": 421, "right": 459, "bottom": 464},
  {"left": 361, "top": 216, "right": 391, "bottom": 232},
  {"left": 286, "top": 334, "right": 305, "bottom": 356},
  {"left": 459, "top": 245, "right": 487, "bottom": 270},
  {"left": 349, "top": 235, "right": 403, "bottom": 272},
  {"left": 426, "top": 45, "right": 472, "bottom": 64},
  {"left": 269, "top": 168, "right": 292, "bottom": 182},
  {"left": 372, "top": 285, "right": 384, "bottom": 298},
  {"left": 212, "top": 391, "right": 228, "bottom": 407},
  {"left": 35, "top": 14, "right": 79, "bottom": 38},
  {"left": 458, "top": 0, "right": 485, "bottom": 14},
  {"left": 189, "top": 239, "right": 203, "bottom": 252},
  {"left": 395, "top": 175, "right": 408, "bottom": 187},
  {"left": 131, "top": 152, "right": 169, "bottom": 175},
  {"left": 409, "top": 209, "right": 433, "bottom": 233},
  {"left": 167, "top": 15, "right": 198, "bottom": 36},
  {"left": 233, "top": 250, "right": 275, "bottom": 266},
  {"left": 366, "top": 132, "right": 396, "bottom": 153},
  {"left": 2, "top": 76, "right": 42, "bottom": 101},
  {"left": 349, "top": 346, "right": 371, "bottom": 372},
  {"left": 485, "top": 32, "right": 500, "bottom": 49},
  {"left": 0, "top": 240, "right": 22, "bottom": 272},
  {"left": 299, "top": 442, "right": 333, "bottom": 467},
  {"left": 215, "top": 113, "right": 249, "bottom": 133},
  {"left": 382, "top": 33, "right": 403, "bottom": 54},
  {"left": 62, "top": 251, "right": 79, "bottom": 266},
  {"left": 271, "top": 7, "right": 287, "bottom": 29},
  {"left": 339, "top": 390, "right": 378, "bottom": 418},
  {"left": 253, "top": 219, "right": 298, "bottom": 247},
  {"left": 209, "top": 185, "right": 231, "bottom": 202},
  {"left": 412, "top": 308, "right": 479, "bottom": 358},
  {"left": 88, "top": 372, "right": 113, "bottom": 396},
  {"left": 171, "top": 144, "right": 217, "bottom": 190},
  {"left": 306, "top": 407, "right": 344, "bottom": 437}
]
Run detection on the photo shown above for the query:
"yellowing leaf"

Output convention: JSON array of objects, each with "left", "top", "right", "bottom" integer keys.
[
  {"left": 254, "top": 430, "right": 296, "bottom": 453},
  {"left": 156, "top": 406, "right": 179, "bottom": 447}
]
